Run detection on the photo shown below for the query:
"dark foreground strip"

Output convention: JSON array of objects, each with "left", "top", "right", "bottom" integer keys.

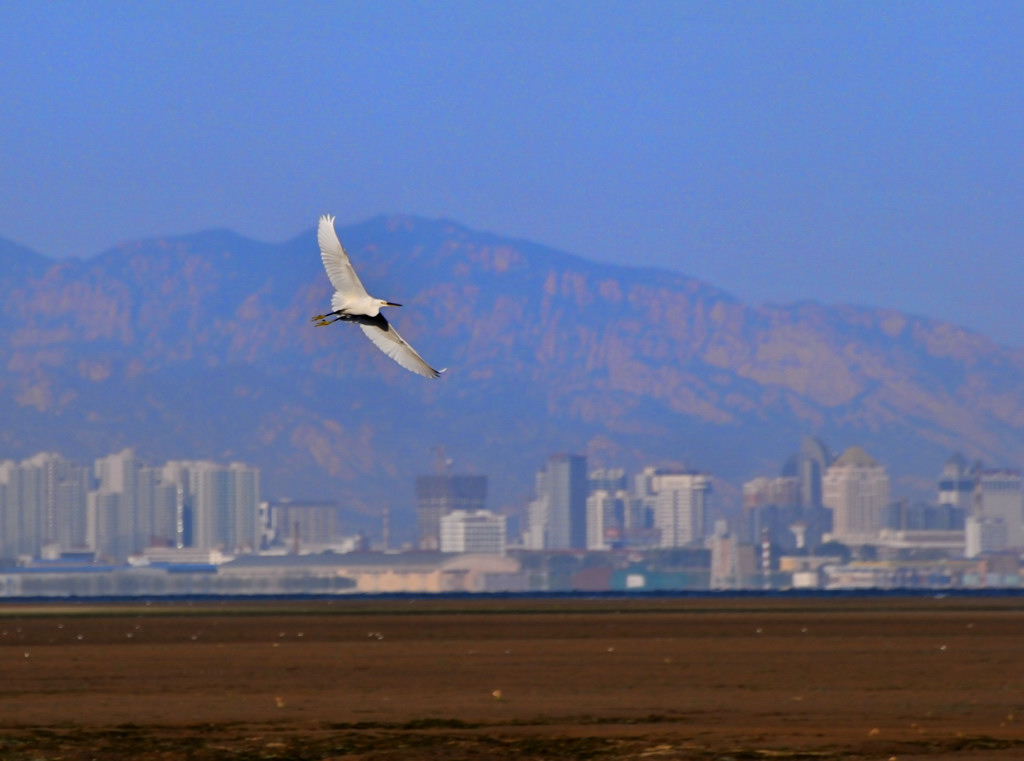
[{"left": 0, "top": 721, "right": 1022, "bottom": 761}]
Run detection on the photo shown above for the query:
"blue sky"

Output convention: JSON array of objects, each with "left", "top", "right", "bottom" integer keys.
[{"left": 3, "top": 1, "right": 1023, "bottom": 345}]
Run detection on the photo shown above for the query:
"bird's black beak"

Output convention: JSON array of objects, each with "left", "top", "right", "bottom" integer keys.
[{"left": 384, "top": 301, "right": 402, "bottom": 307}]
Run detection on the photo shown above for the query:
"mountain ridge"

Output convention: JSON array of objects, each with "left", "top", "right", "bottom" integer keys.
[{"left": 2, "top": 216, "right": 1023, "bottom": 539}]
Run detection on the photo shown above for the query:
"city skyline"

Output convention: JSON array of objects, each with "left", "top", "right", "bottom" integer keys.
[
  {"left": 4, "top": 434, "right": 1021, "bottom": 563},
  {"left": 0, "top": 449, "right": 262, "bottom": 562},
  {"left": 3, "top": 437, "right": 1024, "bottom": 596}
]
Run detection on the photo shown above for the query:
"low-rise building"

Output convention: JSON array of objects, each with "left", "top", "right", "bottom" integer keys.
[
  {"left": 222, "top": 551, "right": 523, "bottom": 593},
  {"left": 440, "top": 510, "right": 506, "bottom": 554}
]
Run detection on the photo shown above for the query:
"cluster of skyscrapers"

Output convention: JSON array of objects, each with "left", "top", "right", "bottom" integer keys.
[
  {"left": 411, "top": 454, "right": 712, "bottom": 555},
  {"left": 743, "top": 438, "right": 1024, "bottom": 559},
  {"left": 4, "top": 438, "right": 1022, "bottom": 573},
  {"left": 412, "top": 455, "right": 713, "bottom": 555},
  {"left": 519, "top": 455, "right": 712, "bottom": 551},
  {"left": 0, "top": 450, "right": 260, "bottom": 562},
  {"left": 420, "top": 439, "right": 1024, "bottom": 565}
]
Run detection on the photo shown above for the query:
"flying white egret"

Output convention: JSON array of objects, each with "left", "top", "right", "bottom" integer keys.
[{"left": 312, "top": 214, "right": 443, "bottom": 379}]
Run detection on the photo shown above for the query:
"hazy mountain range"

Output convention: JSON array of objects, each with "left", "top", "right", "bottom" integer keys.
[{"left": 2, "top": 216, "right": 1023, "bottom": 537}]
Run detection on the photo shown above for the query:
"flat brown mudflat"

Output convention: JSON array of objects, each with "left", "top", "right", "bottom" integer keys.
[{"left": 1, "top": 595, "right": 1023, "bottom": 760}]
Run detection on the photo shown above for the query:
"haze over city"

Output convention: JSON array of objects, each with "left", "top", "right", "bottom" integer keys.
[
  {"left": 4, "top": 2, "right": 1024, "bottom": 594},
  {"left": 7, "top": 7, "right": 1024, "bottom": 758}
]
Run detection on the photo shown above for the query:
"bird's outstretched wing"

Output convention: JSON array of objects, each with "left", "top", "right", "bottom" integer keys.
[
  {"left": 317, "top": 215, "right": 369, "bottom": 298},
  {"left": 358, "top": 314, "right": 443, "bottom": 379}
]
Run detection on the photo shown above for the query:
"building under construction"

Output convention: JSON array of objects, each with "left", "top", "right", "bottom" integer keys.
[{"left": 415, "top": 475, "right": 487, "bottom": 550}]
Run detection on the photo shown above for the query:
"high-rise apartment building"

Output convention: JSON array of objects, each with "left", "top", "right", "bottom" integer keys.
[
  {"left": 938, "top": 453, "right": 974, "bottom": 511},
  {"left": 822, "top": 446, "right": 889, "bottom": 545},
  {"left": 92, "top": 448, "right": 142, "bottom": 559},
  {"left": 0, "top": 453, "right": 90, "bottom": 557},
  {"left": 2, "top": 451, "right": 261, "bottom": 561},
  {"left": 524, "top": 454, "right": 587, "bottom": 550},
  {"left": 965, "top": 514, "right": 1006, "bottom": 557},
  {"left": 230, "top": 462, "right": 261, "bottom": 553},
  {"left": 0, "top": 460, "right": 15, "bottom": 557},
  {"left": 87, "top": 490, "right": 125, "bottom": 560},
  {"left": 632, "top": 467, "right": 660, "bottom": 535},
  {"left": 91, "top": 450, "right": 230, "bottom": 558},
  {"left": 585, "top": 490, "right": 608, "bottom": 551},
  {"left": 138, "top": 465, "right": 183, "bottom": 548},
  {"left": 270, "top": 500, "right": 345, "bottom": 552},
  {"left": 158, "top": 461, "right": 191, "bottom": 548},
  {"left": 653, "top": 471, "right": 712, "bottom": 547},
  {"left": 585, "top": 489, "right": 620, "bottom": 550},
  {"left": 974, "top": 469, "right": 1023, "bottom": 549},
  {"left": 796, "top": 436, "right": 832, "bottom": 509},
  {"left": 190, "top": 461, "right": 261, "bottom": 553},
  {"left": 586, "top": 468, "right": 630, "bottom": 550},
  {"left": 710, "top": 520, "right": 756, "bottom": 589},
  {"left": 524, "top": 469, "right": 548, "bottom": 550}
]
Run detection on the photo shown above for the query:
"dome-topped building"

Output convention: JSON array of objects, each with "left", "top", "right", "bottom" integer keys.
[
  {"left": 823, "top": 446, "right": 889, "bottom": 545},
  {"left": 832, "top": 445, "right": 878, "bottom": 468}
]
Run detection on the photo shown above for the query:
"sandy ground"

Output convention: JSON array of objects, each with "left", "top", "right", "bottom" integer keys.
[{"left": 1, "top": 595, "right": 1023, "bottom": 760}]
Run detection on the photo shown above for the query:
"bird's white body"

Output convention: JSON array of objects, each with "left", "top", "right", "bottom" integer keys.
[
  {"left": 314, "top": 215, "right": 442, "bottom": 379},
  {"left": 330, "top": 290, "right": 383, "bottom": 318}
]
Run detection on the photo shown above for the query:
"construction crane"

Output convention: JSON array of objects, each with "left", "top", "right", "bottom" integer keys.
[{"left": 431, "top": 445, "right": 453, "bottom": 475}]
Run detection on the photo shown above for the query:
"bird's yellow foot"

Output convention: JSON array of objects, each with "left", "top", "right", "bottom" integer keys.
[
  {"left": 314, "top": 320, "right": 331, "bottom": 327},
  {"left": 311, "top": 314, "right": 327, "bottom": 322}
]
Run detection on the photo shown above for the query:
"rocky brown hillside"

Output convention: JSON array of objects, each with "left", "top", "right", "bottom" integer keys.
[{"left": 2, "top": 217, "right": 1023, "bottom": 533}]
